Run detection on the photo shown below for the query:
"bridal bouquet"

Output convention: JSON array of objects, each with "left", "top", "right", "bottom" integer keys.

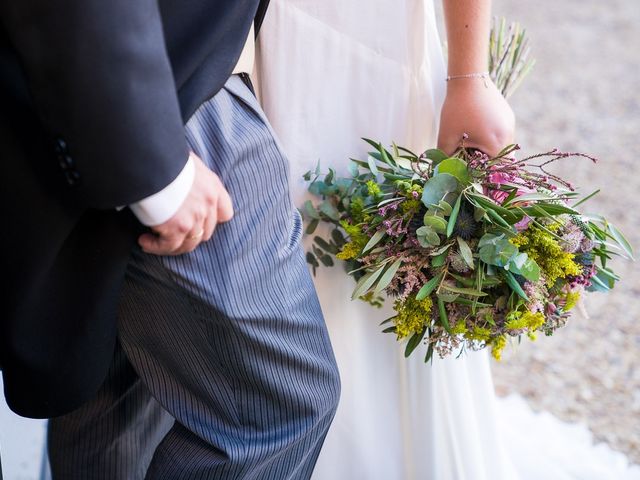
[
  {"left": 301, "top": 20, "right": 633, "bottom": 362},
  {"left": 302, "top": 142, "right": 633, "bottom": 361}
]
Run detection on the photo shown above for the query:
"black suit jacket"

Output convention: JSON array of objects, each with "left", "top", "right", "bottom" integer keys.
[{"left": 0, "top": 0, "right": 270, "bottom": 419}]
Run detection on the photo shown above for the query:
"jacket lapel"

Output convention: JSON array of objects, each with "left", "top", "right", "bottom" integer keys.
[{"left": 254, "top": 0, "right": 270, "bottom": 36}]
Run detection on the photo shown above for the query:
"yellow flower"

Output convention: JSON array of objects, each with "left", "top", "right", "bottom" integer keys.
[
  {"left": 465, "top": 326, "right": 492, "bottom": 342},
  {"left": 491, "top": 335, "right": 507, "bottom": 361},
  {"left": 452, "top": 321, "right": 468, "bottom": 335},
  {"left": 338, "top": 220, "right": 369, "bottom": 260},
  {"left": 366, "top": 180, "right": 382, "bottom": 197},
  {"left": 336, "top": 242, "right": 361, "bottom": 260},
  {"left": 401, "top": 198, "right": 421, "bottom": 214},
  {"left": 393, "top": 295, "right": 434, "bottom": 339},
  {"left": 564, "top": 291, "right": 581, "bottom": 311},
  {"left": 510, "top": 226, "right": 582, "bottom": 287},
  {"left": 505, "top": 310, "right": 545, "bottom": 331}
]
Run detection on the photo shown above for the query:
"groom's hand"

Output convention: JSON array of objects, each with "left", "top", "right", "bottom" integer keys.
[{"left": 138, "top": 153, "right": 234, "bottom": 255}]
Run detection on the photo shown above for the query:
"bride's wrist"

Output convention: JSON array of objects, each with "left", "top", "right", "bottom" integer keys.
[{"left": 446, "top": 71, "right": 489, "bottom": 82}]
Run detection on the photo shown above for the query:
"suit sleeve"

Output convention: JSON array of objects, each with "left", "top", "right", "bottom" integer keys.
[{"left": 0, "top": 0, "right": 189, "bottom": 209}]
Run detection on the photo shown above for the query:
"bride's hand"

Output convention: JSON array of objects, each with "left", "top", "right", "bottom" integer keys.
[{"left": 437, "top": 78, "right": 515, "bottom": 157}]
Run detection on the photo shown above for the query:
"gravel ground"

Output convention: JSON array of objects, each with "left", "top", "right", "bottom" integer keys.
[{"left": 486, "top": 0, "right": 640, "bottom": 466}]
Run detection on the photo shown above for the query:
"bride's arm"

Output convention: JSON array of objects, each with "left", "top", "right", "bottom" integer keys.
[{"left": 437, "top": 0, "right": 515, "bottom": 156}]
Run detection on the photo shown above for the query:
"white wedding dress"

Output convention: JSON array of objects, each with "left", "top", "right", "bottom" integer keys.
[
  {"left": 254, "top": 1, "right": 518, "bottom": 479},
  {"left": 253, "top": 1, "right": 640, "bottom": 480}
]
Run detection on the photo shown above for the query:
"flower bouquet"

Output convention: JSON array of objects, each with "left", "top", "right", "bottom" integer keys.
[{"left": 301, "top": 20, "right": 633, "bottom": 362}]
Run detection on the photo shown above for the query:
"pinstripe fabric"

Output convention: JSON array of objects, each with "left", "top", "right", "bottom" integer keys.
[{"left": 48, "top": 75, "right": 341, "bottom": 480}]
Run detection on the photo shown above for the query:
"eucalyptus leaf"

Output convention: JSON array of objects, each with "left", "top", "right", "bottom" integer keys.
[
  {"left": 305, "top": 218, "right": 319, "bottom": 235},
  {"left": 437, "top": 200, "right": 453, "bottom": 216},
  {"left": 424, "top": 149, "right": 448, "bottom": 165},
  {"left": 306, "top": 252, "right": 319, "bottom": 267},
  {"left": 417, "top": 225, "right": 441, "bottom": 247},
  {"left": 434, "top": 157, "right": 471, "bottom": 184},
  {"left": 422, "top": 173, "right": 459, "bottom": 208},
  {"left": 325, "top": 168, "right": 335, "bottom": 185},
  {"left": 331, "top": 228, "right": 347, "bottom": 248},
  {"left": 423, "top": 215, "right": 448, "bottom": 234},
  {"left": 319, "top": 201, "right": 340, "bottom": 220},
  {"left": 303, "top": 200, "right": 320, "bottom": 219},
  {"left": 319, "top": 254, "right": 334, "bottom": 267},
  {"left": 314, "top": 236, "right": 339, "bottom": 254},
  {"left": 507, "top": 253, "right": 540, "bottom": 281},
  {"left": 478, "top": 232, "right": 505, "bottom": 248},
  {"left": 432, "top": 250, "right": 448, "bottom": 267},
  {"left": 348, "top": 160, "right": 359, "bottom": 177},
  {"left": 306, "top": 183, "right": 327, "bottom": 199},
  {"left": 312, "top": 245, "right": 325, "bottom": 258},
  {"left": 479, "top": 239, "right": 518, "bottom": 267}
]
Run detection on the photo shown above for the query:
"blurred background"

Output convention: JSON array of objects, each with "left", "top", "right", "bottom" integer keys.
[
  {"left": 487, "top": 0, "right": 640, "bottom": 468},
  {"left": 1, "top": 0, "right": 639, "bottom": 478}
]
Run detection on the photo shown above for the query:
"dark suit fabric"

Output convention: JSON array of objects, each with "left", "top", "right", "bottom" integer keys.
[{"left": 0, "top": 0, "right": 269, "bottom": 419}]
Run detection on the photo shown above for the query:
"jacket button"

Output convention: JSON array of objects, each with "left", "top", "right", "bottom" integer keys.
[
  {"left": 64, "top": 170, "right": 81, "bottom": 187},
  {"left": 58, "top": 154, "right": 75, "bottom": 170},
  {"left": 54, "top": 137, "right": 68, "bottom": 154}
]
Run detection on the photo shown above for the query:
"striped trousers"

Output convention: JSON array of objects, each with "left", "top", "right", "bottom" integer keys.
[{"left": 47, "top": 75, "right": 341, "bottom": 480}]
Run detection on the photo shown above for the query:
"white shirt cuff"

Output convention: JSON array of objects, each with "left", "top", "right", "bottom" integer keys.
[{"left": 129, "top": 154, "right": 195, "bottom": 226}]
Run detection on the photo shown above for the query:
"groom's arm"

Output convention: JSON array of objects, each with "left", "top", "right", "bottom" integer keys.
[
  {"left": 0, "top": 0, "right": 188, "bottom": 209},
  {"left": 1, "top": 0, "right": 234, "bottom": 254}
]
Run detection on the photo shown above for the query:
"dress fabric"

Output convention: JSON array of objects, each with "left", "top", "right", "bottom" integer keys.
[{"left": 254, "top": 1, "right": 519, "bottom": 479}]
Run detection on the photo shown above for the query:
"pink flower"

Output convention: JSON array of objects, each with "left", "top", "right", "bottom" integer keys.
[
  {"left": 486, "top": 188, "right": 510, "bottom": 205},
  {"left": 514, "top": 215, "right": 532, "bottom": 231},
  {"left": 487, "top": 172, "right": 512, "bottom": 184}
]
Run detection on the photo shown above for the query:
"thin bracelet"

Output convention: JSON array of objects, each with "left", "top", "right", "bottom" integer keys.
[{"left": 446, "top": 71, "right": 490, "bottom": 87}]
